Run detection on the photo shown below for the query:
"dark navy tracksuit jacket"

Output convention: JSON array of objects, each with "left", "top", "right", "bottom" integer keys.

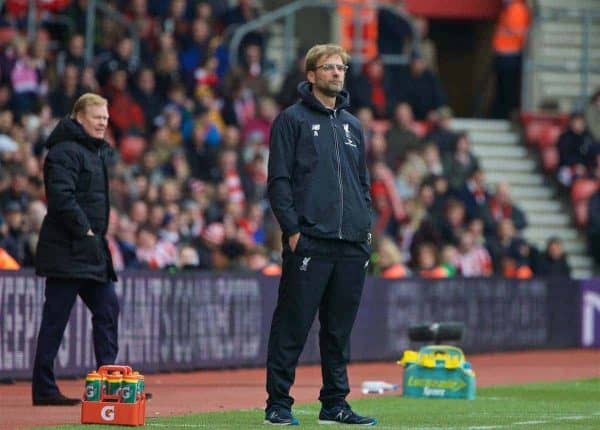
[{"left": 265, "top": 81, "right": 373, "bottom": 410}]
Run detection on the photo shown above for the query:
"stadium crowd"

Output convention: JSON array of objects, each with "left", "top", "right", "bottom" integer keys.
[{"left": 0, "top": 0, "right": 577, "bottom": 278}]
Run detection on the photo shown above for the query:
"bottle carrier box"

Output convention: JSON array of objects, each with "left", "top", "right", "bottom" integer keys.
[{"left": 80, "top": 365, "right": 146, "bottom": 426}]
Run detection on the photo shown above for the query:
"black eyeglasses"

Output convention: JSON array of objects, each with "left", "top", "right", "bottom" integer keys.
[{"left": 315, "top": 63, "right": 349, "bottom": 72}]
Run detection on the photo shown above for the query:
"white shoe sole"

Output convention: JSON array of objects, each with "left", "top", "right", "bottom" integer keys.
[
  {"left": 263, "top": 419, "right": 297, "bottom": 426},
  {"left": 318, "top": 419, "right": 377, "bottom": 426}
]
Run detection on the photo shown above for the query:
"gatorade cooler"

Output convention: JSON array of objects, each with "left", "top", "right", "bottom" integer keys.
[
  {"left": 398, "top": 345, "right": 476, "bottom": 399},
  {"left": 81, "top": 365, "right": 146, "bottom": 426}
]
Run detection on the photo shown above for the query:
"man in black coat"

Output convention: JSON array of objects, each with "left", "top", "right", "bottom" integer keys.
[
  {"left": 32, "top": 93, "right": 118, "bottom": 406},
  {"left": 264, "top": 44, "right": 376, "bottom": 426}
]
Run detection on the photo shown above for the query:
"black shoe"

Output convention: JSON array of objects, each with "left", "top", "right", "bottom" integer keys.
[
  {"left": 33, "top": 393, "right": 81, "bottom": 406},
  {"left": 264, "top": 407, "right": 299, "bottom": 425},
  {"left": 318, "top": 405, "right": 377, "bottom": 426}
]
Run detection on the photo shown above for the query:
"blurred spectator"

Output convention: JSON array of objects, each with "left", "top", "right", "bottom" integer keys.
[
  {"left": 424, "top": 106, "right": 456, "bottom": 155},
  {"left": 116, "top": 215, "right": 142, "bottom": 269},
  {"left": 439, "top": 244, "right": 458, "bottom": 277},
  {"left": 0, "top": 167, "right": 30, "bottom": 211},
  {"left": 132, "top": 67, "right": 164, "bottom": 132},
  {"left": 413, "top": 242, "right": 448, "bottom": 278},
  {"left": 179, "top": 18, "right": 211, "bottom": 87},
  {"left": 535, "top": 237, "right": 571, "bottom": 277},
  {"left": 338, "top": 0, "right": 378, "bottom": 62},
  {"left": 346, "top": 56, "right": 390, "bottom": 118},
  {"left": 247, "top": 245, "right": 281, "bottom": 275},
  {"left": 233, "top": 42, "right": 272, "bottom": 97},
  {"left": 413, "top": 16, "right": 437, "bottom": 74},
  {"left": 422, "top": 143, "right": 444, "bottom": 176},
  {"left": 557, "top": 112, "right": 595, "bottom": 187},
  {"left": 10, "top": 38, "right": 45, "bottom": 115},
  {"left": 395, "top": 154, "right": 426, "bottom": 199},
  {"left": 385, "top": 102, "right": 420, "bottom": 168},
  {"left": 155, "top": 34, "right": 182, "bottom": 97},
  {"left": 443, "top": 132, "right": 479, "bottom": 191},
  {"left": 242, "top": 96, "right": 278, "bottom": 146},
  {"left": 491, "top": 0, "right": 530, "bottom": 119},
  {"left": 1, "top": 200, "right": 26, "bottom": 263},
  {"left": 21, "top": 199, "right": 46, "bottom": 267},
  {"left": 487, "top": 182, "right": 527, "bottom": 231},
  {"left": 135, "top": 225, "right": 177, "bottom": 269},
  {"left": 212, "top": 238, "right": 246, "bottom": 271},
  {"left": 356, "top": 106, "right": 376, "bottom": 147},
  {"left": 177, "top": 245, "right": 201, "bottom": 270},
  {"left": 457, "top": 231, "right": 493, "bottom": 277},
  {"left": 55, "top": 33, "right": 85, "bottom": 75},
  {"left": 220, "top": 0, "right": 264, "bottom": 52},
  {"left": 48, "top": 63, "right": 82, "bottom": 118},
  {"left": 376, "top": 235, "right": 409, "bottom": 278},
  {"left": 105, "top": 68, "right": 146, "bottom": 137},
  {"left": 487, "top": 219, "right": 532, "bottom": 274},
  {"left": 377, "top": 0, "right": 413, "bottom": 58},
  {"left": 221, "top": 76, "right": 256, "bottom": 127},
  {"left": 401, "top": 52, "right": 446, "bottom": 120},
  {"left": 585, "top": 89, "right": 600, "bottom": 142},
  {"left": 455, "top": 168, "right": 492, "bottom": 224},
  {"left": 370, "top": 161, "right": 406, "bottom": 236},
  {"left": 96, "top": 37, "right": 138, "bottom": 87},
  {"left": 107, "top": 208, "right": 125, "bottom": 271},
  {"left": 276, "top": 52, "right": 305, "bottom": 108},
  {"left": 437, "top": 198, "right": 467, "bottom": 246}
]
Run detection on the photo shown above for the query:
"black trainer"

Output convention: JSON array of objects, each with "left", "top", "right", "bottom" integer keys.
[
  {"left": 318, "top": 405, "right": 377, "bottom": 426},
  {"left": 264, "top": 408, "right": 300, "bottom": 426},
  {"left": 33, "top": 393, "right": 81, "bottom": 406}
]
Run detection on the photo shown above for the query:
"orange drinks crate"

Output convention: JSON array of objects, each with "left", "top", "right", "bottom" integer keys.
[{"left": 81, "top": 365, "right": 146, "bottom": 426}]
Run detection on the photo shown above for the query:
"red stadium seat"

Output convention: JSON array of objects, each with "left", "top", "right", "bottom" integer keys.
[
  {"left": 540, "top": 146, "right": 559, "bottom": 172},
  {"left": 538, "top": 124, "right": 561, "bottom": 148},
  {"left": 574, "top": 200, "right": 589, "bottom": 227},
  {"left": 571, "top": 178, "right": 599, "bottom": 203},
  {"left": 524, "top": 120, "right": 548, "bottom": 146}
]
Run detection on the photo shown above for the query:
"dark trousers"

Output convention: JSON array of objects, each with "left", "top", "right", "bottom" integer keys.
[
  {"left": 32, "top": 278, "right": 119, "bottom": 398},
  {"left": 492, "top": 53, "right": 522, "bottom": 119},
  {"left": 266, "top": 236, "right": 369, "bottom": 411}
]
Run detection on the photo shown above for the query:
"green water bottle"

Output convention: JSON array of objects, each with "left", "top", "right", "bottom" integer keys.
[
  {"left": 85, "top": 371, "right": 102, "bottom": 401},
  {"left": 133, "top": 371, "right": 144, "bottom": 397},
  {"left": 106, "top": 371, "right": 123, "bottom": 396},
  {"left": 121, "top": 375, "right": 139, "bottom": 403}
]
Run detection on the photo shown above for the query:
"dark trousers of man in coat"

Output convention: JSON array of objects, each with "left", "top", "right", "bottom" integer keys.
[{"left": 32, "top": 278, "right": 119, "bottom": 399}]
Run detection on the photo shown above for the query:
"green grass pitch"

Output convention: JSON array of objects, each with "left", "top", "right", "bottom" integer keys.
[{"left": 40, "top": 379, "right": 600, "bottom": 429}]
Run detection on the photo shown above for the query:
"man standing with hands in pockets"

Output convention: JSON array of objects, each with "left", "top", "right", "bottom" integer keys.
[
  {"left": 265, "top": 44, "right": 376, "bottom": 426},
  {"left": 32, "top": 93, "right": 118, "bottom": 406}
]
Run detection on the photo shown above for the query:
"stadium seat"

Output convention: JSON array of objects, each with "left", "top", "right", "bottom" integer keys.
[
  {"left": 571, "top": 179, "right": 599, "bottom": 227},
  {"left": 571, "top": 178, "right": 599, "bottom": 203},
  {"left": 537, "top": 124, "right": 561, "bottom": 148},
  {"left": 540, "top": 146, "right": 559, "bottom": 172},
  {"left": 574, "top": 200, "right": 589, "bottom": 227},
  {"left": 524, "top": 120, "right": 549, "bottom": 146}
]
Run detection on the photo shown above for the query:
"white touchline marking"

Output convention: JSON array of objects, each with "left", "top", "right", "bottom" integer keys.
[{"left": 146, "top": 412, "right": 600, "bottom": 429}]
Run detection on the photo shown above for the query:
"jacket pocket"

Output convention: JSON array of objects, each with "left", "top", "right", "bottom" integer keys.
[
  {"left": 71, "top": 235, "right": 101, "bottom": 263},
  {"left": 293, "top": 234, "right": 310, "bottom": 255}
]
